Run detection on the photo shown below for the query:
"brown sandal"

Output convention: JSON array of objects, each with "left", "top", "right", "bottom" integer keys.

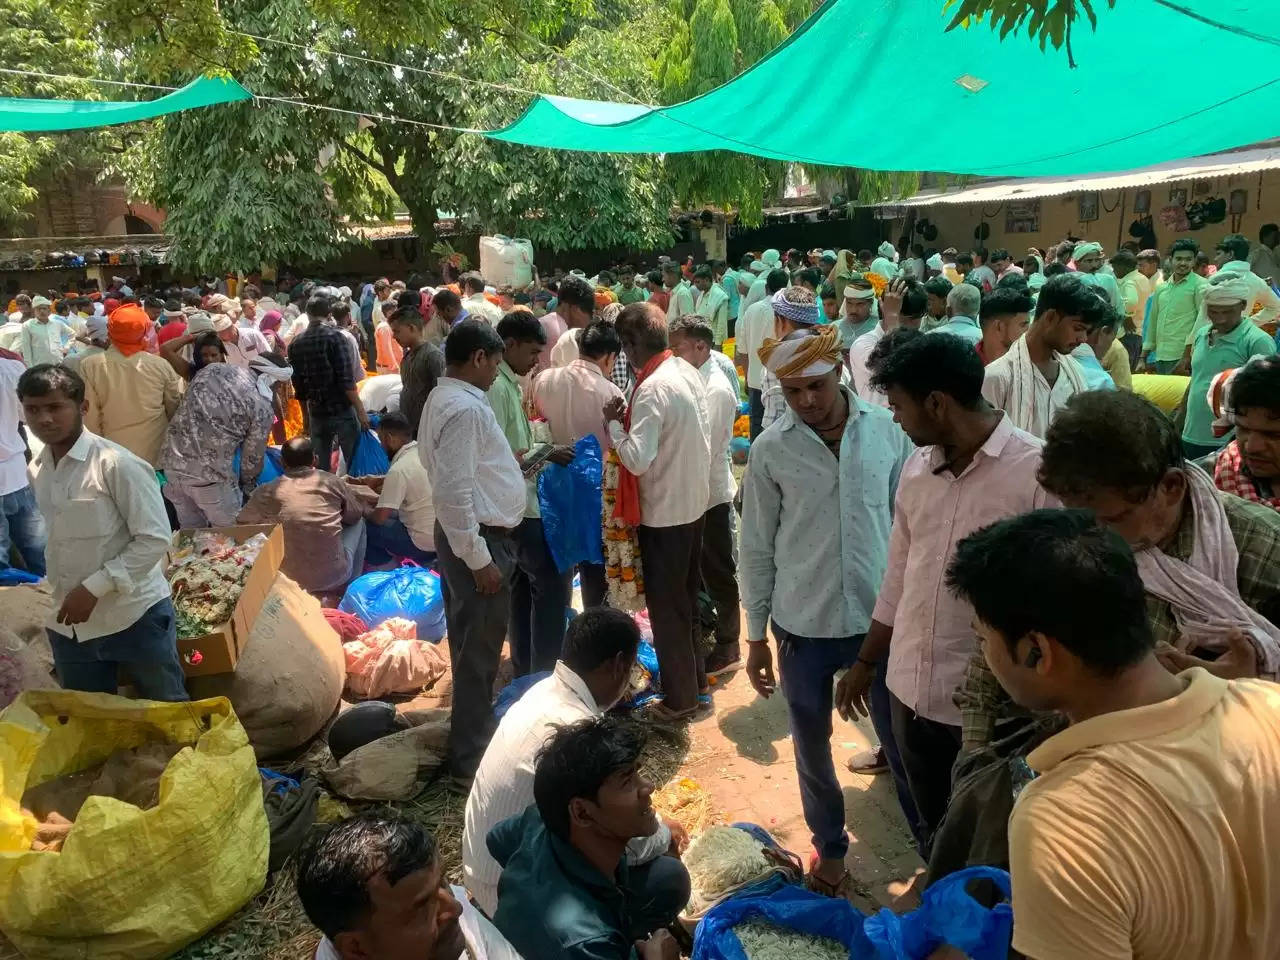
[{"left": 805, "top": 867, "right": 853, "bottom": 899}]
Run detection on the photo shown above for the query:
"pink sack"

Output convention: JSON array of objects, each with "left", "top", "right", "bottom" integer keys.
[{"left": 343, "top": 617, "right": 449, "bottom": 699}]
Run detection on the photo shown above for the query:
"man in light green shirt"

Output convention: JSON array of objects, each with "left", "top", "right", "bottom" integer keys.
[
  {"left": 487, "top": 312, "right": 574, "bottom": 677},
  {"left": 612, "top": 265, "right": 647, "bottom": 306},
  {"left": 1143, "top": 238, "right": 1207, "bottom": 374}
]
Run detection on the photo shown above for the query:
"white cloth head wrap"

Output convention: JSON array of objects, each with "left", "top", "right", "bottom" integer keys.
[
  {"left": 1204, "top": 272, "right": 1253, "bottom": 307},
  {"left": 926, "top": 253, "right": 943, "bottom": 270},
  {"left": 762, "top": 249, "right": 782, "bottom": 267},
  {"left": 844, "top": 285, "right": 874, "bottom": 300},
  {"left": 248, "top": 355, "right": 294, "bottom": 400},
  {"left": 877, "top": 241, "right": 896, "bottom": 260},
  {"left": 750, "top": 260, "right": 767, "bottom": 274},
  {"left": 1073, "top": 241, "right": 1102, "bottom": 260}
]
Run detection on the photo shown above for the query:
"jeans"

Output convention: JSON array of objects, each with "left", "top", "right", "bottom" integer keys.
[
  {"left": 700, "top": 503, "right": 740, "bottom": 654},
  {"left": 509, "top": 517, "right": 572, "bottom": 676},
  {"left": 889, "top": 691, "right": 963, "bottom": 860},
  {"left": 310, "top": 406, "right": 360, "bottom": 473},
  {"left": 164, "top": 475, "right": 241, "bottom": 528},
  {"left": 435, "top": 520, "right": 517, "bottom": 779},
  {"left": 638, "top": 518, "right": 706, "bottom": 712},
  {"left": 775, "top": 627, "right": 920, "bottom": 859},
  {"left": 49, "top": 598, "right": 188, "bottom": 701},
  {"left": 748, "top": 388, "right": 764, "bottom": 440},
  {"left": 339, "top": 520, "right": 368, "bottom": 586},
  {"left": 1151, "top": 359, "right": 1182, "bottom": 374},
  {"left": 1120, "top": 333, "right": 1143, "bottom": 370},
  {"left": 625, "top": 855, "right": 691, "bottom": 941},
  {"left": 0, "top": 485, "right": 46, "bottom": 576},
  {"left": 366, "top": 512, "right": 436, "bottom": 566}
]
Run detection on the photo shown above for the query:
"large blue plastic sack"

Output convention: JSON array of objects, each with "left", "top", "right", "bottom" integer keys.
[
  {"left": 863, "top": 866, "right": 1013, "bottom": 960},
  {"left": 0, "top": 567, "right": 41, "bottom": 586},
  {"left": 693, "top": 883, "right": 876, "bottom": 960},
  {"left": 339, "top": 563, "right": 446, "bottom": 641},
  {"left": 537, "top": 435, "right": 603, "bottom": 572},
  {"left": 349, "top": 429, "right": 391, "bottom": 477},
  {"left": 231, "top": 445, "right": 284, "bottom": 485},
  {"left": 493, "top": 671, "right": 551, "bottom": 719}
]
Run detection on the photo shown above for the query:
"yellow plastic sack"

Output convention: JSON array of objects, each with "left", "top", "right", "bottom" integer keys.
[{"left": 0, "top": 691, "right": 269, "bottom": 959}]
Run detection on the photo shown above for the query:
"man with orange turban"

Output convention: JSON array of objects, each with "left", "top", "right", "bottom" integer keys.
[{"left": 78, "top": 304, "right": 183, "bottom": 466}]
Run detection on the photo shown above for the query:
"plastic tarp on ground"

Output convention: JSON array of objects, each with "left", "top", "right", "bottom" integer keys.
[
  {"left": 0, "top": 76, "right": 252, "bottom": 132},
  {"left": 488, "top": 0, "right": 1280, "bottom": 177}
]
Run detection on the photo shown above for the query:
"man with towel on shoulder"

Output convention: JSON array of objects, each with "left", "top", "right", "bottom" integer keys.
[{"left": 981, "top": 274, "right": 1110, "bottom": 438}]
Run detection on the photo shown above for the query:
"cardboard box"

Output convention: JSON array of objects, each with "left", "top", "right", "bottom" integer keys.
[{"left": 170, "top": 524, "right": 285, "bottom": 678}]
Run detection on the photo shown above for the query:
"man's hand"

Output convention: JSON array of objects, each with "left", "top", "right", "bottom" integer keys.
[
  {"left": 472, "top": 562, "right": 504, "bottom": 595},
  {"left": 356, "top": 407, "right": 372, "bottom": 431},
  {"left": 880, "top": 277, "right": 907, "bottom": 323},
  {"left": 1156, "top": 630, "right": 1259, "bottom": 680},
  {"left": 547, "top": 445, "right": 576, "bottom": 467},
  {"left": 56, "top": 584, "right": 99, "bottom": 626},
  {"left": 745, "top": 640, "right": 776, "bottom": 698},
  {"left": 1172, "top": 358, "right": 1191, "bottom": 377},
  {"left": 636, "top": 929, "right": 679, "bottom": 960},
  {"left": 603, "top": 396, "right": 626, "bottom": 424},
  {"left": 835, "top": 661, "right": 875, "bottom": 720},
  {"left": 664, "top": 818, "right": 688, "bottom": 858}
]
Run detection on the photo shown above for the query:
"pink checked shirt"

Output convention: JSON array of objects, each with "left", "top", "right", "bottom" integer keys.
[{"left": 872, "top": 414, "right": 1056, "bottom": 726}]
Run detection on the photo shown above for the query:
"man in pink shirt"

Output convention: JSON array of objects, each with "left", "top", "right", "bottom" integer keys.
[
  {"left": 838, "top": 331, "right": 1055, "bottom": 854},
  {"left": 531, "top": 322, "right": 625, "bottom": 607}
]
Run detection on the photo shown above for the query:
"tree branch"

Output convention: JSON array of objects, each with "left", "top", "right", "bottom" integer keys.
[{"left": 338, "top": 137, "right": 400, "bottom": 189}]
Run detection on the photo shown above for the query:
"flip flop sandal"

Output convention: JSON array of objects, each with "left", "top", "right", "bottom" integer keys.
[{"left": 805, "top": 852, "right": 853, "bottom": 899}]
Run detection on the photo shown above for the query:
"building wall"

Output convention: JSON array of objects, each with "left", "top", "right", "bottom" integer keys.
[{"left": 883, "top": 168, "right": 1280, "bottom": 258}]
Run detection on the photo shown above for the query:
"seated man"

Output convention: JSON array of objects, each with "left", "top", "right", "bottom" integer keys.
[
  {"left": 238, "top": 436, "right": 371, "bottom": 595},
  {"left": 946, "top": 509, "right": 1280, "bottom": 960},
  {"left": 347, "top": 412, "right": 436, "bottom": 566},
  {"left": 1213, "top": 356, "right": 1280, "bottom": 509},
  {"left": 463, "top": 608, "right": 681, "bottom": 916},
  {"left": 488, "top": 716, "right": 687, "bottom": 960},
  {"left": 296, "top": 813, "right": 523, "bottom": 960}
]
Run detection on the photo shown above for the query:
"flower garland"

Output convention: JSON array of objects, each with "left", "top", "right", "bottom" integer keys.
[{"left": 602, "top": 447, "right": 645, "bottom": 611}]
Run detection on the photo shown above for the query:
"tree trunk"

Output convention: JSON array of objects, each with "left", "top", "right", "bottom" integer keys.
[{"left": 401, "top": 191, "right": 437, "bottom": 267}]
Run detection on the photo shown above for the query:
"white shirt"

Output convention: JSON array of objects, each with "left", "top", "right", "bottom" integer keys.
[
  {"left": 698, "top": 356, "right": 737, "bottom": 508},
  {"left": 31, "top": 429, "right": 172, "bottom": 641},
  {"left": 607, "top": 356, "right": 711, "bottom": 527},
  {"left": 420, "top": 377, "right": 525, "bottom": 569},
  {"left": 1216, "top": 260, "right": 1280, "bottom": 327},
  {"left": 665, "top": 282, "right": 696, "bottom": 322},
  {"left": 550, "top": 327, "right": 581, "bottom": 368},
  {"left": 737, "top": 299, "right": 775, "bottom": 389},
  {"left": 869, "top": 256, "right": 898, "bottom": 281},
  {"left": 378, "top": 441, "right": 435, "bottom": 551},
  {"left": 741, "top": 275, "right": 769, "bottom": 316},
  {"left": 849, "top": 323, "right": 888, "bottom": 407},
  {"left": 981, "top": 350, "right": 1082, "bottom": 439},
  {"left": 224, "top": 327, "right": 270, "bottom": 370},
  {"left": 0, "top": 320, "right": 24, "bottom": 353},
  {"left": 462, "top": 663, "right": 670, "bottom": 916},
  {"left": 20, "top": 317, "right": 71, "bottom": 367},
  {"left": 0, "top": 357, "right": 27, "bottom": 495},
  {"left": 357, "top": 373, "right": 402, "bottom": 413},
  {"left": 465, "top": 294, "right": 505, "bottom": 325},
  {"left": 337, "top": 327, "right": 365, "bottom": 384}
]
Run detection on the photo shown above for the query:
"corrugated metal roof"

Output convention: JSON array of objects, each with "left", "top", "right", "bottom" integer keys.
[{"left": 867, "top": 144, "right": 1280, "bottom": 208}]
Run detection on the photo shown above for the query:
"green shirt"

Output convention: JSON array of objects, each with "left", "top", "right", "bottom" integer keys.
[
  {"left": 1184, "top": 320, "right": 1277, "bottom": 445},
  {"left": 1144, "top": 272, "right": 1207, "bottom": 361},
  {"left": 487, "top": 361, "right": 539, "bottom": 517},
  {"left": 612, "top": 283, "right": 646, "bottom": 305}
]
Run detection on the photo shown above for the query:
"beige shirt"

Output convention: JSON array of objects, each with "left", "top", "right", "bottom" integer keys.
[
  {"left": 378, "top": 441, "right": 435, "bottom": 551},
  {"left": 79, "top": 347, "right": 184, "bottom": 466},
  {"left": 1011, "top": 669, "right": 1280, "bottom": 960},
  {"left": 531, "top": 358, "right": 623, "bottom": 452}
]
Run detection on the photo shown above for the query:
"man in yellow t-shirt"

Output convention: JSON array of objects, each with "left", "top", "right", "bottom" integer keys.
[{"left": 946, "top": 508, "right": 1280, "bottom": 960}]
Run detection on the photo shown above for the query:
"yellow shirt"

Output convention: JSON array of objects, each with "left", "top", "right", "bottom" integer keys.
[
  {"left": 1010, "top": 669, "right": 1280, "bottom": 960},
  {"left": 79, "top": 347, "right": 184, "bottom": 467},
  {"left": 1115, "top": 271, "right": 1142, "bottom": 334},
  {"left": 1100, "top": 337, "right": 1131, "bottom": 389}
]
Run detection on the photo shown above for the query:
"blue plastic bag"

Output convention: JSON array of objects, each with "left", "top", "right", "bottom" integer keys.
[
  {"left": 231, "top": 445, "right": 284, "bottom": 485},
  {"left": 693, "top": 883, "right": 876, "bottom": 960},
  {"left": 623, "top": 638, "right": 662, "bottom": 707},
  {"left": 863, "top": 866, "right": 1013, "bottom": 960},
  {"left": 349, "top": 429, "right": 390, "bottom": 477},
  {"left": 0, "top": 567, "right": 41, "bottom": 586},
  {"left": 493, "top": 671, "right": 552, "bottom": 719},
  {"left": 537, "top": 435, "right": 603, "bottom": 572},
  {"left": 339, "top": 563, "right": 446, "bottom": 641}
]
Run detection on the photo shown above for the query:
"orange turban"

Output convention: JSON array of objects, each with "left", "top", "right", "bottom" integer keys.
[
  {"left": 594, "top": 287, "right": 618, "bottom": 311},
  {"left": 108, "top": 304, "right": 150, "bottom": 356}
]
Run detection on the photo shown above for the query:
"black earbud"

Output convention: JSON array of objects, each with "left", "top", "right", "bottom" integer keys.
[{"left": 1023, "top": 647, "right": 1042, "bottom": 668}]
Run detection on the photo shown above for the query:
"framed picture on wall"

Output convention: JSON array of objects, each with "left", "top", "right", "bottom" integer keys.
[
  {"left": 1170, "top": 187, "right": 1188, "bottom": 207},
  {"left": 1229, "top": 188, "right": 1248, "bottom": 214},
  {"left": 1134, "top": 189, "right": 1151, "bottom": 214},
  {"left": 1005, "top": 199, "right": 1041, "bottom": 233},
  {"left": 1078, "top": 193, "right": 1099, "bottom": 222}
]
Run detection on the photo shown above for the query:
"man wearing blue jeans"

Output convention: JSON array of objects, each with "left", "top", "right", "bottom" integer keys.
[
  {"left": 289, "top": 296, "right": 370, "bottom": 473},
  {"left": 740, "top": 323, "right": 918, "bottom": 894},
  {"left": 19, "top": 364, "right": 186, "bottom": 701}
]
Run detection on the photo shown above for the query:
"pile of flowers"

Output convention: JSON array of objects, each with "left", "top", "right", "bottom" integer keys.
[
  {"left": 601, "top": 448, "right": 644, "bottom": 611},
  {"left": 167, "top": 532, "right": 269, "bottom": 639}
]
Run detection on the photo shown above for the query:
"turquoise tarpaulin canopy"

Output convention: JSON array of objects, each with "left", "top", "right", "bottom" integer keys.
[
  {"left": 488, "top": 0, "right": 1280, "bottom": 177},
  {"left": 0, "top": 76, "right": 252, "bottom": 132}
]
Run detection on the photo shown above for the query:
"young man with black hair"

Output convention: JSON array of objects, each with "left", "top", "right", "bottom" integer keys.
[
  {"left": 920, "top": 276, "right": 953, "bottom": 332},
  {"left": 981, "top": 273, "right": 1108, "bottom": 437},
  {"left": 1249, "top": 222, "right": 1280, "bottom": 286},
  {"left": 612, "top": 264, "right": 646, "bottom": 306},
  {"left": 1212, "top": 356, "right": 1280, "bottom": 508},
  {"left": 543, "top": 273, "right": 595, "bottom": 369},
  {"left": 1109, "top": 248, "right": 1143, "bottom": 366},
  {"left": 20, "top": 364, "right": 185, "bottom": 700},
  {"left": 691, "top": 264, "right": 730, "bottom": 348},
  {"left": 839, "top": 333, "right": 1053, "bottom": 853},
  {"left": 432, "top": 288, "right": 466, "bottom": 329},
  {"left": 988, "top": 248, "right": 1019, "bottom": 280},
  {"left": 421, "top": 318, "right": 526, "bottom": 789},
  {"left": 488, "top": 716, "right": 686, "bottom": 960},
  {"left": 975, "top": 288, "right": 1031, "bottom": 365},
  {"left": 1143, "top": 237, "right": 1206, "bottom": 374},
  {"left": 946, "top": 508, "right": 1280, "bottom": 960},
  {"left": 461, "top": 271, "right": 503, "bottom": 325},
  {"left": 289, "top": 296, "right": 370, "bottom": 471},
  {"left": 298, "top": 813, "right": 520, "bottom": 960},
  {"left": 464, "top": 608, "right": 685, "bottom": 916},
  {"left": 968, "top": 248, "right": 996, "bottom": 293},
  {"left": 388, "top": 306, "right": 445, "bottom": 438},
  {"left": 661, "top": 261, "right": 695, "bottom": 322},
  {"left": 1213, "top": 233, "right": 1280, "bottom": 331},
  {"left": 344, "top": 412, "right": 436, "bottom": 566}
]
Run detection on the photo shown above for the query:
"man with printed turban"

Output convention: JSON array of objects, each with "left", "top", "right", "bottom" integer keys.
[
  {"left": 740, "top": 321, "right": 917, "bottom": 895},
  {"left": 1181, "top": 271, "right": 1278, "bottom": 460},
  {"left": 79, "top": 303, "right": 183, "bottom": 466},
  {"left": 759, "top": 286, "right": 825, "bottom": 431}
]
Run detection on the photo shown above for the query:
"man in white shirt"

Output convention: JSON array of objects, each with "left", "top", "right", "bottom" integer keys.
[
  {"left": 214, "top": 314, "right": 270, "bottom": 370},
  {"left": 735, "top": 268, "right": 788, "bottom": 438},
  {"left": 299, "top": 813, "right": 524, "bottom": 960},
  {"left": 463, "top": 607, "right": 681, "bottom": 916},
  {"left": 462, "top": 272, "right": 504, "bottom": 325},
  {"left": 691, "top": 265, "right": 730, "bottom": 348},
  {"left": 546, "top": 274, "right": 596, "bottom": 368},
  {"left": 982, "top": 274, "right": 1110, "bottom": 438},
  {"left": 662, "top": 262, "right": 695, "bottom": 323},
  {"left": 420, "top": 319, "right": 526, "bottom": 789},
  {"left": 606, "top": 302, "right": 712, "bottom": 721},
  {"left": 669, "top": 316, "right": 740, "bottom": 676},
  {"left": 1248, "top": 223, "right": 1280, "bottom": 288},
  {"left": 349, "top": 412, "right": 436, "bottom": 566},
  {"left": 1215, "top": 233, "right": 1280, "bottom": 329},
  {"left": 739, "top": 259, "right": 769, "bottom": 316},
  {"left": 19, "top": 364, "right": 185, "bottom": 701},
  {"left": 531, "top": 322, "right": 625, "bottom": 608},
  {"left": 20, "top": 296, "right": 71, "bottom": 367},
  {"left": 849, "top": 278, "right": 925, "bottom": 406},
  {"left": 0, "top": 352, "right": 44, "bottom": 576}
]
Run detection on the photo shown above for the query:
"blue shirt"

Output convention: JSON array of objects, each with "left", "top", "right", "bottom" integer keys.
[
  {"left": 721, "top": 269, "right": 741, "bottom": 320},
  {"left": 740, "top": 386, "right": 913, "bottom": 641},
  {"left": 926, "top": 315, "right": 983, "bottom": 345},
  {"left": 1184, "top": 320, "right": 1277, "bottom": 445}
]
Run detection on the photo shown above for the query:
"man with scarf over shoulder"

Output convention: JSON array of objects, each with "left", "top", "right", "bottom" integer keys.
[{"left": 604, "top": 302, "right": 712, "bottom": 723}]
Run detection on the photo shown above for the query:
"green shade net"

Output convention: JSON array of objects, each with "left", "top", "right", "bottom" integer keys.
[
  {"left": 0, "top": 76, "right": 252, "bottom": 132},
  {"left": 489, "top": 0, "right": 1280, "bottom": 177}
]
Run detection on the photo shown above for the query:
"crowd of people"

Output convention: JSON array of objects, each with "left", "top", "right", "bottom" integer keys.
[{"left": 4, "top": 220, "right": 1280, "bottom": 960}]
